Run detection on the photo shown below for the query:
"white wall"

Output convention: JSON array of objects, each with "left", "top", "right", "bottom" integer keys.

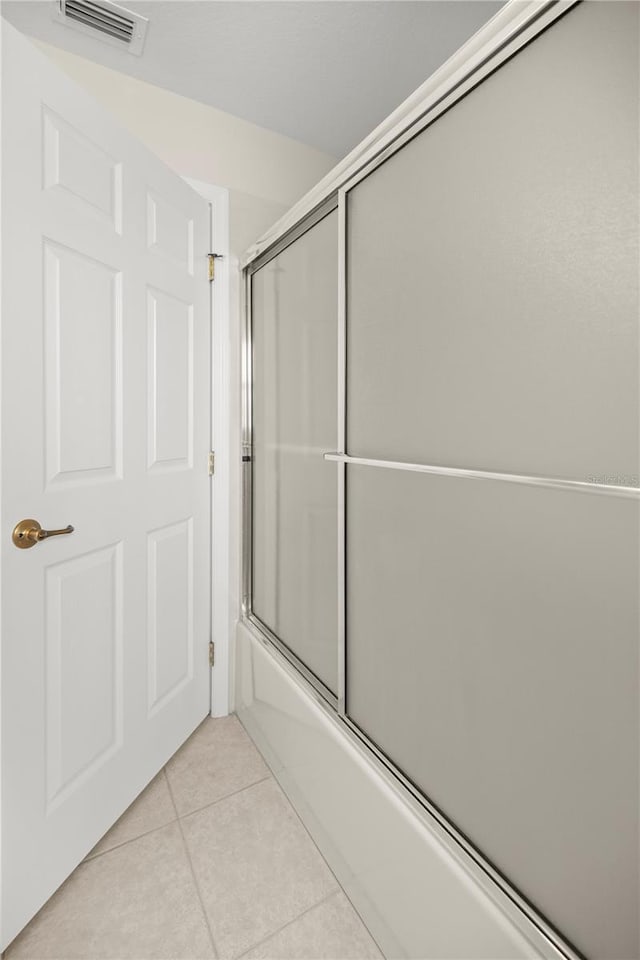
[{"left": 34, "top": 40, "right": 336, "bottom": 249}]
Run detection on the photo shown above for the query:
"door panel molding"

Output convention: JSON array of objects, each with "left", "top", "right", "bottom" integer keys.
[{"left": 45, "top": 542, "right": 124, "bottom": 812}]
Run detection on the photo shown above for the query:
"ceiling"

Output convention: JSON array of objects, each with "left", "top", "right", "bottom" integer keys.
[{"left": 1, "top": 0, "right": 504, "bottom": 158}]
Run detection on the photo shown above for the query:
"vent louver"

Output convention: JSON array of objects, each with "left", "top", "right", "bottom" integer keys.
[
  {"left": 54, "top": 0, "right": 148, "bottom": 55},
  {"left": 64, "top": 0, "right": 134, "bottom": 42}
]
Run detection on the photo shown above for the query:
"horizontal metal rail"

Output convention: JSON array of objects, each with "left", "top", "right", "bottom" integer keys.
[{"left": 323, "top": 453, "right": 640, "bottom": 500}]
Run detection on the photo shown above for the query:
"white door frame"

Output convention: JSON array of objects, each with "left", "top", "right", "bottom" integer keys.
[{"left": 185, "top": 178, "right": 231, "bottom": 718}]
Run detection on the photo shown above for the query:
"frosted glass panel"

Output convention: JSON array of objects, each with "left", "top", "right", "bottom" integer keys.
[
  {"left": 346, "top": 464, "right": 639, "bottom": 959},
  {"left": 252, "top": 211, "right": 338, "bottom": 694},
  {"left": 347, "top": 0, "right": 639, "bottom": 482}
]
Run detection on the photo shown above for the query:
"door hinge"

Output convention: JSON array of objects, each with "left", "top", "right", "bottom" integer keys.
[
  {"left": 208, "top": 451, "right": 215, "bottom": 476},
  {"left": 207, "top": 253, "right": 223, "bottom": 282},
  {"left": 209, "top": 640, "right": 215, "bottom": 668}
]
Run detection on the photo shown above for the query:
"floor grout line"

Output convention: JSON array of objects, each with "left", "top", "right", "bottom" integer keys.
[
  {"left": 164, "top": 768, "right": 221, "bottom": 960},
  {"left": 86, "top": 771, "right": 273, "bottom": 865},
  {"left": 83, "top": 815, "right": 178, "bottom": 863},
  {"left": 175, "top": 774, "right": 273, "bottom": 822},
  {"left": 233, "top": 889, "right": 339, "bottom": 960},
  {"left": 163, "top": 765, "right": 180, "bottom": 819}
]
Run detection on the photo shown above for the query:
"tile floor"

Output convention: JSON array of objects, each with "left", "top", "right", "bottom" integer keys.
[{"left": 5, "top": 715, "right": 383, "bottom": 960}]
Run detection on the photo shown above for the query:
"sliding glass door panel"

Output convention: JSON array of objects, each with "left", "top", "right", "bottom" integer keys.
[
  {"left": 346, "top": 0, "right": 639, "bottom": 482},
  {"left": 245, "top": 3, "right": 638, "bottom": 955},
  {"left": 252, "top": 210, "right": 338, "bottom": 695},
  {"left": 346, "top": 463, "right": 639, "bottom": 959}
]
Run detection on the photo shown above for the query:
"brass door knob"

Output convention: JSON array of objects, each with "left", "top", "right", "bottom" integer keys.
[{"left": 12, "top": 519, "right": 74, "bottom": 549}]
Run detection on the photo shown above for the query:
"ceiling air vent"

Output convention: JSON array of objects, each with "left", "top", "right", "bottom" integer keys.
[{"left": 53, "top": 0, "right": 149, "bottom": 56}]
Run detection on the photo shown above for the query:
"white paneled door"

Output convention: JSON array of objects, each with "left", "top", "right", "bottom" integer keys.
[{"left": 1, "top": 23, "right": 212, "bottom": 948}]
